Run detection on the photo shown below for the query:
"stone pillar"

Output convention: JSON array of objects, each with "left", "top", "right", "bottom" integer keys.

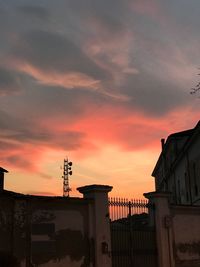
[
  {"left": 0, "top": 167, "right": 8, "bottom": 192},
  {"left": 144, "top": 191, "right": 175, "bottom": 267},
  {"left": 77, "top": 184, "right": 113, "bottom": 267}
]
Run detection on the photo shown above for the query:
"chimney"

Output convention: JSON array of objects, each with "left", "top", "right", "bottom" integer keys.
[
  {"left": 0, "top": 167, "right": 8, "bottom": 192},
  {"left": 161, "top": 138, "right": 165, "bottom": 151}
]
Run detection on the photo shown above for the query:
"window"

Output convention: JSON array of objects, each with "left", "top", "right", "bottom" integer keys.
[
  {"left": 193, "top": 163, "right": 198, "bottom": 197},
  {"left": 184, "top": 172, "right": 190, "bottom": 202},
  {"left": 177, "top": 180, "right": 181, "bottom": 204}
]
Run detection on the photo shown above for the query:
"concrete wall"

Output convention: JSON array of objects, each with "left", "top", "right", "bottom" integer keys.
[
  {"left": 0, "top": 185, "right": 112, "bottom": 267},
  {"left": 172, "top": 206, "right": 200, "bottom": 267},
  {"left": 0, "top": 196, "right": 14, "bottom": 253},
  {"left": 145, "top": 192, "right": 200, "bottom": 267},
  {"left": 0, "top": 195, "right": 91, "bottom": 267}
]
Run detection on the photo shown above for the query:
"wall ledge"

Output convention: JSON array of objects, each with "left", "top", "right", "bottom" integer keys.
[{"left": 77, "top": 184, "right": 113, "bottom": 194}]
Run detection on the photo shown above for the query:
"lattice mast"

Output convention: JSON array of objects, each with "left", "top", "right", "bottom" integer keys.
[{"left": 62, "top": 158, "right": 72, "bottom": 197}]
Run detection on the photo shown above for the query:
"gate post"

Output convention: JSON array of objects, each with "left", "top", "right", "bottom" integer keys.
[
  {"left": 77, "top": 184, "right": 112, "bottom": 267},
  {"left": 144, "top": 192, "right": 175, "bottom": 267}
]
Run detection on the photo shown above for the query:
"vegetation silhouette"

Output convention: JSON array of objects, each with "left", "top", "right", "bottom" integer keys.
[{"left": 190, "top": 68, "right": 200, "bottom": 95}]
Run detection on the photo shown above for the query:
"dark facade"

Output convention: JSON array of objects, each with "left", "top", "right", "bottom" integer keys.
[{"left": 152, "top": 121, "right": 200, "bottom": 205}]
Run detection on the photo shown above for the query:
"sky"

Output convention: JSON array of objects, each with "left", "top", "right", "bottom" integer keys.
[{"left": 0, "top": 0, "right": 200, "bottom": 198}]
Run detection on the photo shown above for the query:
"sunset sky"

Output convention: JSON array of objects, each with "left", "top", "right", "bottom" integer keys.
[{"left": 0, "top": 0, "right": 200, "bottom": 198}]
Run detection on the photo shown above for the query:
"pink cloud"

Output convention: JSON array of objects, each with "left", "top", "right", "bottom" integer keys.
[
  {"left": 1, "top": 101, "right": 199, "bottom": 199},
  {"left": 1, "top": 88, "right": 199, "bottom": 181},
  {"left": 10, "top": 60, "right": 101, "bottom": 90}
]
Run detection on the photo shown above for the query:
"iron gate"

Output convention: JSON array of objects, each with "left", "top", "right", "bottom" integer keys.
[{"left": 109, "top": 198, "right": 158, "bottom": 267}]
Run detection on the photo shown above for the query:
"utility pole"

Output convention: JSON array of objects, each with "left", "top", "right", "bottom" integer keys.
[{"left": 62, "top": 158, "right": 72, "bottom": 197}]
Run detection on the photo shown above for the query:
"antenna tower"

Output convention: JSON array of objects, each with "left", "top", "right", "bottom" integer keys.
[{"left": 62, "top": 158, "right": 73, "bottom": 197}]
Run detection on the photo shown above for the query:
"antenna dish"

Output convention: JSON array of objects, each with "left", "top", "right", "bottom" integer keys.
[{"left": 61, "top": 158, "right": 73, "bottom": 197}]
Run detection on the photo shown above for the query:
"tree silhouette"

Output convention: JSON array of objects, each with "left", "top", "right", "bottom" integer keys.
[{"left": 190, "top": 68, "right": 200, "bottom": 95}]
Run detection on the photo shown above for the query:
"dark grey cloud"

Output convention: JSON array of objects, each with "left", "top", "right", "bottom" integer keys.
[
  {"left": 2, "top": 129, "right": 85, "bottom": 150},
  {"left": 165, "top": 0, "right": 200, "bottom": 33},
  {"left": 0, "top": 6, "right": 4, "bottom": 16},
  {"left": 0, "top": 81, "right": 115, "bottom": 125},
  {"left": 122, "top": 72, "right": 189, "bottom": 115},
  {"left": 0, "top": 67, "right": 21, "bottom": 96},
  {"left": 2, "top": 129, "right": 49, "bottom": 143},
  {"left": 0, "top": 106, "right": 87, "bottom": 150},
  {"left": 12, "top": 30, "right": 110, "bottom": 81},
  {"left": 94, "top": 12, "right": 125, "bottom": 35},
  {"left": 0, "top": 118, "right": 86, "bottom": 151},
  {"left": 6, "top": 155, "right": 34, "bottom": 170},
  {"left": 18, "top": 80, "right": 174, "bottom": 139},
  {"left": 67, "top": 0, "right": 128, "bottom": 35},
  {"left": 0, "top": 0, "right": 199, "bottom": 131},
  {"left": 17, "top": 5, "right": 49, "bottom": 20},
  {"left": 67, "top": 0, "right": 129, "bottom": 23}
]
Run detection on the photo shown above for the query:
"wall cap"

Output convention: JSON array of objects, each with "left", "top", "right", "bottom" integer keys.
[
  {"left": 0, "top": 167, "right": 8, "bottom": 173},
  {"left": 144, "top": 191, "right": 171, "bottom": 199},
  {"left": 77, "top": 184, "right": 113, "bottom": 194}
]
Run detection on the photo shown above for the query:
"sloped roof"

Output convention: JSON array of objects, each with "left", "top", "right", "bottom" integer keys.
[
  {"left": 168, "top": 128, "right": 194, "bottom": 138},
  {"left": 152, "top": 121, "right": 200, "bottom": 177}
]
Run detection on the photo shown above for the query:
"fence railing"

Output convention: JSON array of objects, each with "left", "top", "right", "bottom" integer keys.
[
  {"left": 109, "top": 197, "right": 148, "bottom": 221},
  {"left": 109, "top": 197, "right": 157, "bottom": 267}
]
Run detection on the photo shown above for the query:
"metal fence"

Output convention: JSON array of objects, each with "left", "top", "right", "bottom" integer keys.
[
  {"left": 109, "top": 197, "right": 148, "bottom": 221},
  {"left": 109, "top": 197, "right": 157, "bottom": 267}
]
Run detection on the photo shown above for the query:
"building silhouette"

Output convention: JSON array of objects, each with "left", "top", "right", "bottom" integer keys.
[{"left": 152, "top": 121, "right": 200, "bottom": 205}]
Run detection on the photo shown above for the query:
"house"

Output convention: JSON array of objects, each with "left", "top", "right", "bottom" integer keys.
[{"left": 152, "top": 121, "right": 200, "bottom": 205}]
